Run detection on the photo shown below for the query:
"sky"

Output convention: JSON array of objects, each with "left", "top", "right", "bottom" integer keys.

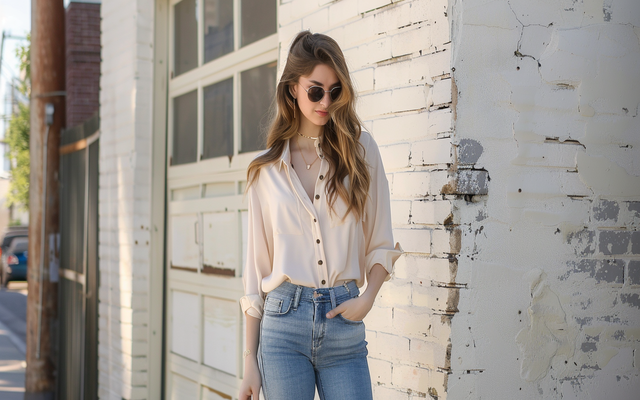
[{"left": 0, "top": 0, "right": 30, "bottom": 174}]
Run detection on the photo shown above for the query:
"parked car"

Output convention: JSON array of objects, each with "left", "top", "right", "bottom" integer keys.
[
  {"left": 0, "top": 227, "right": 28, "bottom": 286},
  {"left": 1, "top": 236, "right": 29, "bottom": 287}
]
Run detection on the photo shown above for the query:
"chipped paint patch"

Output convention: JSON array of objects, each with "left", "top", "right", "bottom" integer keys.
[
  {"left": 516, "top": 270, "right": 577, "bottom": 382},
  {"left": 457, "top": 139, "right": 483, "bottom": 164}
]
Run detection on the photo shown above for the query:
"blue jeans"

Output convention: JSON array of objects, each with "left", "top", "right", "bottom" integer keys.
[{"left": 258, "top": 280, "right": 373, "bottom": 400}]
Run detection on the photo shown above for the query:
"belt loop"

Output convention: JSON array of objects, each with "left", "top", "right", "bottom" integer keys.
[
  {"left": 343, "top": 281, "right": 350, "bottom": 293},
  {"left": 293, "top": 286, "right": 302, "bottom": 310},
  {"left": 329, "top": 288, "right": 337, "bottom": 309}
]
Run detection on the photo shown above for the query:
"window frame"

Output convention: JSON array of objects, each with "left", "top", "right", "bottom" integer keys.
[{"left": 168, "top": 0, "right": 277, "bottom": 179}]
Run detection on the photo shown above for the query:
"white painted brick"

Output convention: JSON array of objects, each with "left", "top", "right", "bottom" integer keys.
[
  {"left": 302, "top": 7, "right": 330, "bottom": 32},
  {"left": 341, "top": 15, "right": 376, "bottom": 48},
  {"left": 412, "top": 283, "right": 450, "bottom": 311},
  {"left": 369, "top": 358, "right": 393, "bottom": 385},
  {"left": 411, "top": 138, "right": 452, "bottom": 165},
  {"left": 364, "top": 305, "right": 393, "bottom": 333},
  {"left": 324, "top": 26, "right": 346, "bottom": 47},
  {"left": 431, "top": 77, "right": 452, "bottom": 106},
  {"left": 428, "top": 108, "right": 453, "bottom": 134},
  {"left": 358, "top": 0, "right": 392, "bottom": 14},
  {"left": 392, "top": 365, "right": 440, "bottom": 394},
  {"left": 393, "top": 172, "right": 429, "bottom": 197},
  {"left": 357, "top": 90, "right": 392, "bottom": 119},
  {"left": 372, "top": 112, "right": 428, "bottom": 144},
  {"left": 380, "top": 143, "right": 411, "bottom": 170},
  {"left": 373, "top": 2, "right": 412, "bottom": 35},
  {"left": 278, "top": 1, "right": 294, "bottom": 26},
  {"left": 373, "top": 386, "right": 410, "bottom": 400},
  {"left": 411, "top": 200, "right": 452, "bottom": 225},
  {"left": 391, "top": 85, "right": 427, "bottom": 112},
  {"left": 362, "top": 36, "right": 392, "bottom": 64},
  {"left": 352, "top": 67, "right": 375, "bottom": 92},
  {"left": 415, "top": 48, "right": 451, "bottom": 79},
  {"left": 409, "top": 337, "right": 448, "bottom": 368},
  {"left": 290, "top": 0, "right": 322, "bottom": 21},
  {"left": 392, "top": 306, "right": 438, "bottom": 339},
  {"left": 278, "top": 20, "right": 304, "bottom": 49},
  {"left": 393, "top": 228, "right": 431, "bottom": 254},
  {"left": 429, "top": 20, "right": 450, "bottom": 48},
  {"left": 391, "top": 24, "right": 432, "bottom": 57},
  {"left": 393, "top": 171, "right": 451, "bottom": 197},
  {"left": 376, "top": 280, "right": 412, "bottom": 307},
  {"left": 376, "top": 59, "right": 413, "bottom": 90},
  {"left": 430, "top": 228, "right": 452, "bottom": 254},
  {"left": 328, "top": 0, "right": 359, "bottom": 27},
  {"left": 376, "top": 331, "right": 411, "bottom": 362},
  {"left": 391, "top": 200, "right": 411, "bottom": 225}
]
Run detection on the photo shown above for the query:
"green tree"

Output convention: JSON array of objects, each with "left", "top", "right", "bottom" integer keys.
[{"left": 5, "top": 35, "right": 30, "bottom": 211}]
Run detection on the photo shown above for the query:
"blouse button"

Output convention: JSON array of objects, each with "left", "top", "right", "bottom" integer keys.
[
  {"left": 316, "top": 239, "right": 320, "bottom": 244},
  {"left": 314, "top": 218, "right": 317, "bottom": 222},
  {"left": 318, "top": 260, "right": 323, "bottom": 265},
  {"left": 319, "top": 175, "right": 324, "bottom": 180},
  {"left": 321, "top": 280, "right": 326, "bottom": 285},
  {"left": 315, "top": 194, "right": 320, "bottom": 200}
]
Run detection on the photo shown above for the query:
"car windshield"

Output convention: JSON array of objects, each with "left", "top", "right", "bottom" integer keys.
[
  {"left": 10, "top": 241, "right": 28, "bottom": 253},
  {"left": 3, "top": 234, "right": 27, "bottom": 248}
]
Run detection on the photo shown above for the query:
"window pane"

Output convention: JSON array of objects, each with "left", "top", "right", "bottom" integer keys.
[
  {"left": 172, "top": 90, "right": 198, "bottom": 165},
  {"left": 203, "top": 78, "right": 234, "bottom": 159},
  {"left": 241, "top": 62, "right": 276, "bottom": 153},
  {"left": 174, "top": 0, "right": 198, "bottom": 76},
  {"left": 204, "top": 0, "right": 234, "bottom": 63},
  {"left": 241, "top": 0, "right": 276, "bottom": 47}
]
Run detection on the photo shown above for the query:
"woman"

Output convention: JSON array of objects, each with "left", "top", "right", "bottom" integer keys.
[{"left": 239, "top": 31, "right": 402, "bottom": 400}]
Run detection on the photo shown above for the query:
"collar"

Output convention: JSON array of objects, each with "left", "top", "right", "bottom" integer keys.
[{"left": 277, "top": 136, "right": 324, "bottom": 172}]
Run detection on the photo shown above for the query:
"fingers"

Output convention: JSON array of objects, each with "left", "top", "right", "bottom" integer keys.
[{"left": 326, "top": 304, "right": 345, "bottom": 319}]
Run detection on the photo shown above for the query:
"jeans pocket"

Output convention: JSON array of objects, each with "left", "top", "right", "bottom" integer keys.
[
  {"left": 336, "top": 314, "right": 364, "bottom": 325},
  {"left": 263, "top": 295, "right": 293, "bottom": 316}
]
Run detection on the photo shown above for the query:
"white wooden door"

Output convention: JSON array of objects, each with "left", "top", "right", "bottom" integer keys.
[{"left": 164, "top": 0, "right": 277, "bottom": 398}]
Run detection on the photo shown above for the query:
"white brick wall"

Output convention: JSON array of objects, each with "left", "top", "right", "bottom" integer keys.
[
  {"left": 281, "top": 0, "right": 455, "bottom": 397},
  {"left": 449, "top": 0, "right": 640, "bottom": 399},
  {"left": 99, "top": 0, "right": 155, "bottom": 398}
]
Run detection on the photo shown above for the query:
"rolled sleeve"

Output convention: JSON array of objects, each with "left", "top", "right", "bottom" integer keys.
[
  {"left": 240, "top": 181, "right": 271, "bottom": 319},
  {"left": 240, "top": 294, "right": 264, "bottom": 319},
  {"left": 362, "top": 133, "right": 403, "bottom": 281}
]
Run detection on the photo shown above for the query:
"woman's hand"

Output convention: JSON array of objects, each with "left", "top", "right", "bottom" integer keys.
[
  {"left": 326, "top": 292, "right": 375, "bottom": 322},
  {"left": 326, "top": 264, "right": 389, "bottom": 322},
  {"left": 239, "top": 356, "right": 261, "bottom": 400}
]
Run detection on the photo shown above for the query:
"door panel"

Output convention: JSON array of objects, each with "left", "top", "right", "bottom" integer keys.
[
  {"left": 171, "top": 290, "right": 200, "bottom": 361},
  {"left": 203, "top": 296, "right": 237, "bottom": 374},
  {"left": 202, "top": 211, "right": 237, "bottom": 276},
  {"left": 171, "top": 214, "right": 200, "bottom": 270}
]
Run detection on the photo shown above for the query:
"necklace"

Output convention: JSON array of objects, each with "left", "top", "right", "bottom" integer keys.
[
  {"left": 297, "top": 131, "right": 320, "bottom": 141},
  {"left": 297, "top": 139, "right": 319, "bottom": 170}
]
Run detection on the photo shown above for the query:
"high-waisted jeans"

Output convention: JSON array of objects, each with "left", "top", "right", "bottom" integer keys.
[{"left": 258, "top": 280, "right": 373, "bottom": 400}]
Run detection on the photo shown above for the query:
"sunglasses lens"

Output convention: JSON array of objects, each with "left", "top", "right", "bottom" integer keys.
[
  {"left": 308, "top": 86, "right": 325, "bottom": 102},
  {"left": 330, "top": 87, "right": 342, "bottom": 101}
]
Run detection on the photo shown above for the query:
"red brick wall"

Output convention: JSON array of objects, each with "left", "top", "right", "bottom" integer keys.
[{"left": 66, "top": 2, "right": 100, "bottom": 128}]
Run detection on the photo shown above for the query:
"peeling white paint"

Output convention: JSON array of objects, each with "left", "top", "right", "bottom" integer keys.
[
  {"left": 515, "top": 269, "right": 576, "bottom": 382},
  {"left": 449, "top": 0, "right": 640, "bottom": 398},
  {"left": 576, "top": 152, "right": 640, "bottom": 197}
]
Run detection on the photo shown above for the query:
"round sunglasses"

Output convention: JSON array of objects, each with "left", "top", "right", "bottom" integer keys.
[{"left": 301, "top": 84, "right": 342, "bottom": 102}]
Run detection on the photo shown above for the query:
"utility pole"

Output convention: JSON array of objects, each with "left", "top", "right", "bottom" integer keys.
[{"left": 25, "top": 0, "right": 65, "bottom": 399}]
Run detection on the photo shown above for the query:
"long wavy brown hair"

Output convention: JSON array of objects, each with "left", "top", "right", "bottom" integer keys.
[{"left": 247, "top": 31, "right": 370, "bottom": 221}]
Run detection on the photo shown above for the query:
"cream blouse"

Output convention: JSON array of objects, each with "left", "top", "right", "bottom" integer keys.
[{"left": 240, "top": 131, "right": 402, "bottom": 319}]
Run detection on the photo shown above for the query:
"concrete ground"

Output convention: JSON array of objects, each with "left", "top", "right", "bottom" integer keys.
[{"left": 0, "top": 281, "right": 27, "bottom": 400}]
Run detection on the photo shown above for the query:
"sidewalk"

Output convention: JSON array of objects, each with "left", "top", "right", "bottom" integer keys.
[
  {"left": 0, "top": 317, "right": 25, "bottom": 400},
  {"left": 0, "top": 283, "right": 27, "bottom": 400}
]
